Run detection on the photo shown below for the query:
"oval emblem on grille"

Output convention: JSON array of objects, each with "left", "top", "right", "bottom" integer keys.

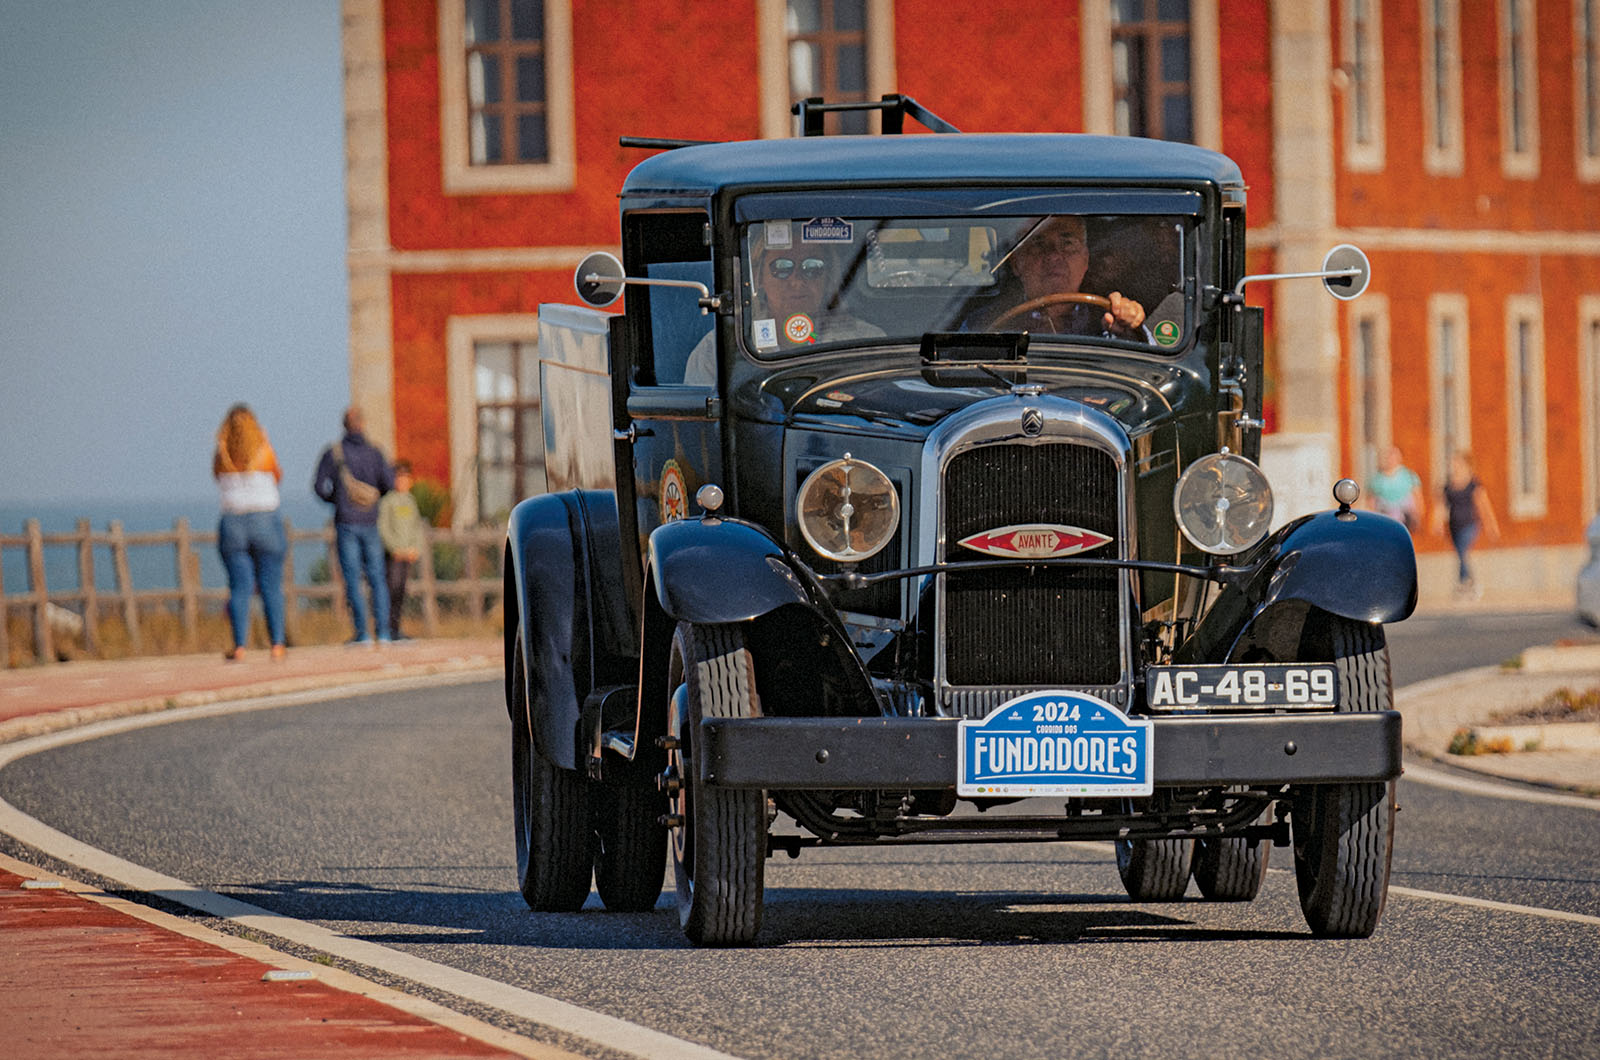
[
  {"left": 957, "top": 523, "right": 1112, "bottom": 558},
  {"left": 1021, "top": 408, "right": 1044, "bottom": 436}
]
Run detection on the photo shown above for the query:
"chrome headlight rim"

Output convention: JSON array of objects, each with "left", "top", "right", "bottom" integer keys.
[
  {"left": 797, "top": 455, "right": 900, "bottom": 563},
  {"left": 1172, "top": 451, "right": 1275, "bottom": 555}
]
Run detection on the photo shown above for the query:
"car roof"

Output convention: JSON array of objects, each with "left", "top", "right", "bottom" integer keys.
[{"left": 621, "top": 133, "right": 1245, "bottom": 198}]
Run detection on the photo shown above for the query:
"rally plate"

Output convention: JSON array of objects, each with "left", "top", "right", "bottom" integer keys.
[
  {"left": 1145, "top": 664, "right": 1338, "bottom": 711},
  {"left": 957, "top": 691, "right": 1152, "bottom": 797}
]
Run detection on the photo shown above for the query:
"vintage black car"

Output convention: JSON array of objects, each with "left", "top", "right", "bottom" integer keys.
[{"left": 505, "top": 98, "right": 1415, "bottom": 946}]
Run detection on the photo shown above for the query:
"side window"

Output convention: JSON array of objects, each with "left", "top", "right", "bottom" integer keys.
[{"left": 623, "top": 213, "right": 714, "bottom": 386}]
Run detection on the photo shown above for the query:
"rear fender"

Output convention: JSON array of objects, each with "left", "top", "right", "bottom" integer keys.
[
  {"left": 505, "top": 490, "right": 634, "bottom": 770},
  {"left": 1176, "top": 509, "right": 1417, "bottom": 664}
]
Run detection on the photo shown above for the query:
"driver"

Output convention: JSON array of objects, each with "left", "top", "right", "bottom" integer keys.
[{"left": 984, "top": 215, "right": 1148, "bottom": 339}]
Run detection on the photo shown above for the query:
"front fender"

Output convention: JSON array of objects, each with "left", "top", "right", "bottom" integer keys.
[
  {"left": 505, "top": 490, "right": 633, "bottom": 770},
  {"left": 648, "top": 516, "right": 812, "bottom": 624},
  {"left": 1176, "top": 509, "right": 1417, "bottom": 663}
]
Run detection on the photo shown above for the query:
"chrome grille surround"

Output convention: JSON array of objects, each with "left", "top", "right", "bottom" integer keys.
[{"left": 917, "top": 395, "right": 1136, "bottom": 718}]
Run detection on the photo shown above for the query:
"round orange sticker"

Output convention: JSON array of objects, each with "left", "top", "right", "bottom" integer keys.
[{"left": 783, "top": 313, "right": 814, "bottom": 344}]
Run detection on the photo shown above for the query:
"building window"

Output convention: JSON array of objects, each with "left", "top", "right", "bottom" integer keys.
[
  {"left": 1422, "top": 0, "right": 1463, "bottom": 175},
  {"left": 438, "top": 0, "right": 574, "bottom": 194},
  {"left": 1348, "top": 296, "right": 1392, "bottom": 488},
  {"left": 1428, "top": 294, "right": 1472, "bottom": 488},
  {"left": 787, "top": 0, "right": 870, "bottom": 133},
  {"left": 1110, "top": 0, "right": 1193, "bottom": 143},
  {"left": 1505, "top": 296, "right": 1546, "bottom": 518},
  {"left": 474, "top": 338, "right": 546, "bottom": 524},
  {"left": 1342, "top": 0, "right": 1386, "bottom": 171},
  {"left": 1579, "top": 0, "right": 1600, "bottom": 180},
  {"left": 1500, "top": 0, "right": 1539, "bottom": 177},
  {"left": 1581, "top": 297, "right": 1600, "bottom": 516}
]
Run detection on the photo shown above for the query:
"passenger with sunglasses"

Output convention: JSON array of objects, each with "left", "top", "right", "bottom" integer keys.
[{"left": 683, "top": 225, "right": 882, "bottom": 384}]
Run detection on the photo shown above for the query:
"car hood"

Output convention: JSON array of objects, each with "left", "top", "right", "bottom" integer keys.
[{"left": 750, "top": 357, "right": 1200, "bottom": 437}]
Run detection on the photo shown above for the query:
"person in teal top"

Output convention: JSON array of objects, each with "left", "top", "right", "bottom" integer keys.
[{"left": 1367, "top": 445, "right": 1422, "bottom": 533}]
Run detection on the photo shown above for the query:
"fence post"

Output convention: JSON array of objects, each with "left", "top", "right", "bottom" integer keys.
[
  {"left": 418, "top": 530, "right": 440, "bottom": 636},
  {"left": 76, "top": 518, "right": 100, "bottom": 655},
  {"left": 281, "top": 517, "right": 299, "bottom": 644},
  {"left": 464, "top": 537, "right": 483, "bottom": 621},
  {"left": 0, "top": 535, "right": 9, "bottom": 667},
  {"left": 25, "top": 519, "right": 55, "bottom": 664},
  {"left": 108, "top": 520, "right": 142, "bottom": 654},
  {"left": 175, "top": 517, "right": 200, "bottom": 652}
]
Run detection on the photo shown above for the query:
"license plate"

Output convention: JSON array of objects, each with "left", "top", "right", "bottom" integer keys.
[
  {"left": 1144, "top": 664, "right": 1338, "bottom": 711},
  {"left": 957, "top": 691, "right": 1152, "bottom": 797}
]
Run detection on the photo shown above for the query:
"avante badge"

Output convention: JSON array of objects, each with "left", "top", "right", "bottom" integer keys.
[{"left": 957, "top": 523, "right": 1112, "bottom": 558}]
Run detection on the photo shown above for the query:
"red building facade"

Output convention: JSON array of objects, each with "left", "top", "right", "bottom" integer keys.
[{"left": 343, "top": 0, "right": 1600, "bottom": 600}]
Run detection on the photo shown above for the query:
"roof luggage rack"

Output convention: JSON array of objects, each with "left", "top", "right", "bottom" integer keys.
[{"left": 794, "top": 93, "right": 961, "bottom": 136}]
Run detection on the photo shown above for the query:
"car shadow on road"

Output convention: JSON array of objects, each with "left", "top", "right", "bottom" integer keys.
[{"left": 214, "top": 878, "right": 1308, "bottom": 950}]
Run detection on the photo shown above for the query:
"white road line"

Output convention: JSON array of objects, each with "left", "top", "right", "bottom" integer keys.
[
  {"left": 1401, "top": 761, "right": 1600, "bottom": 811},
  {"left": 0, "top": 682, "right": 747, "bottom": 1060},
  {"left": 1388, "top": 885, "right": 1600, "bottom": 928}
]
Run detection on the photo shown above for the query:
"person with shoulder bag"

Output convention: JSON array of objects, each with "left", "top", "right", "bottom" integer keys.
[{"left": 313, "top": 407, "right": 395, "bottom": 644}]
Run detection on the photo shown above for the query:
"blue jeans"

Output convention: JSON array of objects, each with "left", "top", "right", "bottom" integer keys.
[
  {"left": 218, "top": 510, "right": 287, "bottom": 648},
  {"left": 335, "top": 522, "right": 390, "bottom": 641},
  {"left": 1450, "top": 522, "right": 1480, "bottom": 584}
]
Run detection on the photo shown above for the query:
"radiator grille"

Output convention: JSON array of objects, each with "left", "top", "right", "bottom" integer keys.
[{"left": 942, "top": 443, "right": 1122, "bottom": 689}]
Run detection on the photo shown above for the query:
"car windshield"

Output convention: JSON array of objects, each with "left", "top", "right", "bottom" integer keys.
[{"left": 739, "top": 213, "right": 1193, "bottom": 356}]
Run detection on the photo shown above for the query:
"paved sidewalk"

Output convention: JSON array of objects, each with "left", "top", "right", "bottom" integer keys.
[{"left": 0, "top": 623, "right": 1594, "bottom": 1058}]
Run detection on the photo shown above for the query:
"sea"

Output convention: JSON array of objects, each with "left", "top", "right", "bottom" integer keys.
[{"left": 0, "top": 495, "right": 335, "bottom": 595}]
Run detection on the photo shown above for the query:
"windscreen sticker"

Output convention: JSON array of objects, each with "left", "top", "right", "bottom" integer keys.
[
  {"left": 764, "top": 220, "right": 793, "bottom": 249},
  {"left": 753, "top": 318, "right": 779, "bottom": 350},
  {"left": 801, "top": 217, "right": 853, "bottom": 243},
  {"left": 784, "top": 313, "right": 815, "bottom": 344},
  {"left": 1152, "top": 319, "right": 1182, "bottom": 347}
]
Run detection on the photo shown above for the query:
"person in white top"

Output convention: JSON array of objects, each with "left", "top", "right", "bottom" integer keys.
[{"left": 213, "top": 403, "right": 287, "bottom": 661}]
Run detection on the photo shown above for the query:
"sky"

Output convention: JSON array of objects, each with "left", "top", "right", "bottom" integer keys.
[{"left": 0, "top": 1, "right": 348, "bottom": 507}]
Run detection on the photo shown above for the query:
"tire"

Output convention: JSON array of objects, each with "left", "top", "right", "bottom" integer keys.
[
  {"left": 1291, "top": 616, "right": 1396, "bottom": 938},
  {"left": 593, "top": 764, "right": 668, "bottom": 912},
  {"left": 1115, "top": 837, "right": 1195, "bottom": 902},
  {"left": 667, "top": 622, "right": 766, "bottom": 945},
  {"left": 1193, "top": 835, "right": 1270, "bottom": 902},
  {"left": 510, "top": 638, "right": 594, "bottom": 911}
]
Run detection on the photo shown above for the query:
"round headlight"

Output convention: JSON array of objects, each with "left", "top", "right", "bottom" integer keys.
[
  {"left": 1173, "top": 452, "right": 1275, "bottom": 554},
  {"left": 797, "top": 455, "right": 900, "bottom": 562}
]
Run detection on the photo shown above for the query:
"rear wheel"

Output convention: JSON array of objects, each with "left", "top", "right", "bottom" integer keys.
[
  {"left": 511, "top": 638, "right": 594, "bottom": 911},
  {"left": 1291, "top": 616, "right": 1396, "bottom": 938},
  {"left": 1115, "top": 837, "right": 1195, "bottom": 902},
  {"left": 1192, "top": 835, "right": 1270, "bottom": 901},
  {"left": 593, "top": 763, "right": 668, "bottom": 912},
  {"left": 667, "top": 623, "right": 766, "bottom": 945}
]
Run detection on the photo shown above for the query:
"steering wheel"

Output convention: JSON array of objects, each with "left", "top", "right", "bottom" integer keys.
[{"left": 990, "top": 291, "right": 1112, "bottom": 331}]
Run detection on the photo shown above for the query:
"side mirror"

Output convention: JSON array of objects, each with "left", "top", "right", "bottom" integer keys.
[
  {"left": 572, "top": 250, "right": 721, "bottom": 313},
  {"left": 1232, "top": 243, "right": 1371, "bottom": 302}
]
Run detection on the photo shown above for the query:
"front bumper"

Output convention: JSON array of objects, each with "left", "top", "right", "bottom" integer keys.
[{"left": 698, "top": 712, "right": 1402, "bottom": 789}]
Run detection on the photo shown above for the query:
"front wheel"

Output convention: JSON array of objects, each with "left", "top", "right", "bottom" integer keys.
[
  {"left": 1291, "top": 616, "right": 1396, "bottom": 938},
  {"left": 667, "top": 622, "right": 766, "bottom": 945},
  {"left": 511, "top": 638, "right": 594, "bottom": 911}
]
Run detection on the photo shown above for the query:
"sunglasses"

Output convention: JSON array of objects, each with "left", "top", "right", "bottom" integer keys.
[{"left": 768, "top": 256, "right": 827, "bottom": 281}]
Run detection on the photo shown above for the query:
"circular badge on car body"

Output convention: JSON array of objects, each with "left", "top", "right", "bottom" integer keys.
[
  {"left": 660, "top": 459, "right": 687, "bottom": 522},
  {"left": 1152, "top": 319, "right": 1181, "bottom": 347},
  {"left": 784, "top": 313, "right": 814, "bottom": 344}
]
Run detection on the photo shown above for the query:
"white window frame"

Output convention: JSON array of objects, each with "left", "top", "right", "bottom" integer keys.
[
  {"left": 1578, "top": 0, "right": 1600, "bottom": 181},
  {"left": 446, "top": 314, "right": 542, "bottom": 528},
  {"left": 1504, "top": 294, "right": 1547, "bottom": 518},
  {"left": 1080, "top": 0, "right": 1221, "bottom": 150},
  {"left": 1580, "top": 296, "right": 1600, "bottom": 517},
  {"left": 1342, "top": 0, "right": 1386, "bottom": 172},
  {"left": 758, "top": 0, "right": 897, "bottom": 139},
  {"left": 438, "top": 0, "right": 575, "bottom": 195},
  {"left": 1428, "top": 293, "right": 1472, "bottom": 489},
  {"left": 1500, "top": 0, "right": 1540, "bottom": 178},
  {"left": 1347, "top": 294, "right": 1393, "bottom": 488},
  {"left": 1421, "top": 0, "right": 1463, "bottom": 176}
]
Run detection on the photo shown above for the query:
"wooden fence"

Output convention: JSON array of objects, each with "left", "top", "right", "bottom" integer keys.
[{"left": 0, "top": 517, "right": 504, "bottom": 666}]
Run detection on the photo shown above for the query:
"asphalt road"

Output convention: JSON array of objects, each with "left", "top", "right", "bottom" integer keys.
[{"left": 2, "top": 612, "right": 1598, "bottom": 1059}]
